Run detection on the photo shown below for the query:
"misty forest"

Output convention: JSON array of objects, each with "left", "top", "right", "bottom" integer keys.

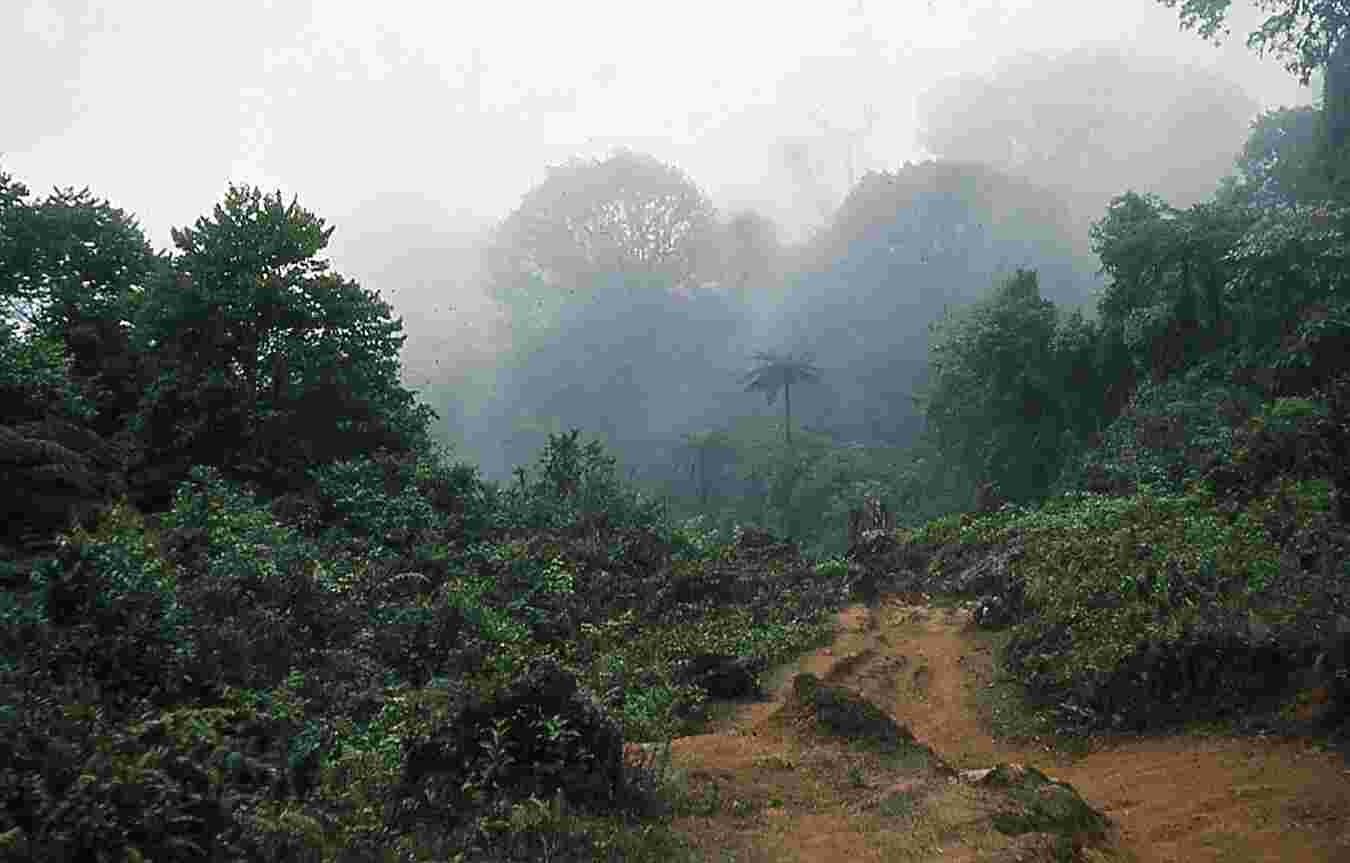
[{"left": 4, "top": 1, "right": 1350, "bottom": 861}]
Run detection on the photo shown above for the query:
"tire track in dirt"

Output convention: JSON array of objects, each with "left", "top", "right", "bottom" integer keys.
[{"left": 665, "top": 600, "right": 1350, "bottom": 861}]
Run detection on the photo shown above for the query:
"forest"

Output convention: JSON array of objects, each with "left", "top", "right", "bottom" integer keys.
[{"left": 2, "top": 1, "right": 1350, "bottom": 860}]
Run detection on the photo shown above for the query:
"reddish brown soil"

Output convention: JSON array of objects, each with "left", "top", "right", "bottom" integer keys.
[{"left": 663, "top": 600, "right": 1350, "bottom": 862}]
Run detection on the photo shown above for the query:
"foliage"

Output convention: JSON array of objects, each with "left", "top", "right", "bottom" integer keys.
[
  {"left": 0, "top": 176, "right": 159, "bottom": 334},
  {"left": 1092, "top": 190, "right": 1350, "bottom": 392},
  {"left": 1054, "top": 370, "right": 1264, "bottom": 496},
  {"left": 1230, "top": 106, "right": 1329, "bottom": 207},
  {"left": 1092, "top": 192, "right": 1252, "bottom": 380},
  {"left": 0, "top": 324, "right": 97, "bottom": 423},
  {"left": 901, "top": 467, "right": 1350, "bottom": 728},
  {"left": 129, "top": 184, "right": 435, "bottom": 500},
  {"left": 501, "top": 430, "right": 666, "bottom": 537},
  {"left": 309, "top": 453, "right": 442, "bottom": 552},
  {"left": 0, "top": 176, "right": 161, "bottom": 436},
  {"left": 26, "top": 500, "right": 190, "bottom": 703},
  {"left": 1160, "top": 0, "right": 1346, "bottom": 85},
  {"left": 921, "top": 269, "right": 1107, "bottom": 505},
  {"left": 772, "top": 160, "right": 1090, "bottom": 450}
]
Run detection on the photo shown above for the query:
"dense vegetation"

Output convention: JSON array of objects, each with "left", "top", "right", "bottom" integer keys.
[{"left": 3, "top": 2, "right": 1350, "bottom": 858}]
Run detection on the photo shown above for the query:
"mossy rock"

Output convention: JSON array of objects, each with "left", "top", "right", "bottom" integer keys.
[
  {"left": 791, "top": 673, "right": 932, "bottom": 759},
  {"left": 978, "top": 763, "right": 1108, "bottom": 842}
]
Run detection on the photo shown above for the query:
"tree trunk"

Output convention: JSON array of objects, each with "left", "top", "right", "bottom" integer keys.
[
  {"left": 698, "top": 444, "right": 709, "bottom": 506},
  {"left": 784, "top": 382, "right": 793, "bottom": 450},
  {"left": 1326, "top": 29, "right": 1350, "bottom": 189}
]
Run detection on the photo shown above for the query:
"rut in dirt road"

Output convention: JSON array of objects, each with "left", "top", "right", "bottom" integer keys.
[{"left": 662, "top": 600, "right": 1350, "bottom": 862}]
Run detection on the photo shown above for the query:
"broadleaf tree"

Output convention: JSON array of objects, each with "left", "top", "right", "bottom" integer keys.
[
  {"left": 920, "top": 269, "right": 1097, "bottom": 504},
  {"left": 131, "top": 185, "right": 434, "bottom": 500}
]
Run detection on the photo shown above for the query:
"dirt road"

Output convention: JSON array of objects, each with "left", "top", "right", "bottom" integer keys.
[{"left": 664, "top": 600, "right": 1350, "bottom": 862}]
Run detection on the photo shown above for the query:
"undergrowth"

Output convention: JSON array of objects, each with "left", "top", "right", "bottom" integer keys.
[{"left": 0, "top": 432, "right": 848, "bottom": 862}]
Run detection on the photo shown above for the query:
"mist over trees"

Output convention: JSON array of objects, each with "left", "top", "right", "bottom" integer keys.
[
  {"left": 12, "top": 5, "right": 1350, "bottom": 860},
  {"left": 397, "top": 38, "right": 1305, "bottom": 550},
  {"left": 916, "top": 47, "right": 1258, "bottom": 236},
  {"left": 467, "top": 151, "right": 756, "bottom": 479},
  {"left": 6, "top": 21, "right": 1326, "bottom": 554}
]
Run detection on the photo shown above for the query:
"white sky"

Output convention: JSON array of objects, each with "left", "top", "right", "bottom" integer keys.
[{"left": 2, "top": 0, "right": 1314, "bottom": 294}]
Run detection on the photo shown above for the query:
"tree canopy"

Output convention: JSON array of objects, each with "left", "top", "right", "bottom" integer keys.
[
  {"left": 1160, "top": 0, "right": 1349, "bottom": 82},
  {"left": 130, "top": 185, "right": 434, "bottom": 498},
  {"left": 487, "top": 149, "right": 719, "bottom": 334}
]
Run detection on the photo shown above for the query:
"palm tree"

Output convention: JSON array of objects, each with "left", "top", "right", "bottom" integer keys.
[{"left": 741, "top": 351, "right": 822, "bottom": 449}]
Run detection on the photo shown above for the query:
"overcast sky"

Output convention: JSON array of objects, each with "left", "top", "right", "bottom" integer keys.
[{"left": 3, "top": 0, "right": 1313, "bottom": 294}]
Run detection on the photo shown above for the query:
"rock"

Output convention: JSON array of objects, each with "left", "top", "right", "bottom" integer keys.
[
  {"left": 973, "top": 594, "right": 1015, "bottom": 628},
  {"left": 978, "top": 763, "right": 1109, "bottom": 842},
  {"left": 402, "top": 658, "right": 623, "bottom": 814},
  {"left": 672, "top": 653, "right": 766, "bottom": 699},
  {"left": 735, "top": 526, "right": 778, "bottom": 549},
  {"left": 791, "top": 673, "right": 928, "bottom": 757},
  {"left": 949, "top": 541, "right": 1024, "bottom": 595}
]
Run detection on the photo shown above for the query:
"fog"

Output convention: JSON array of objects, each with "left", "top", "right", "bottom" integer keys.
[{"left": 3, "top": 0, "right": 1317, "bottom": 490}]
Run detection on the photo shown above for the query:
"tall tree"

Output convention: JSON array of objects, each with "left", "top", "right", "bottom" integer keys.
[
  {"left": 1230, "top": 106, "right": 1327, "bottom": 206},
  {"left": 742, "top": 351, "right": 822, "bottom": 449},
  {"left": 772, "top": 160, "right": 1087, "bottom": 447},
  {"left": 480, "top": 151, "right": 744, "bottom": 475},
  {"left": 921, "top": 269, "right": 1083, "bottom": 503},
  {"left": 487, "top": 149, "right": 719, "bottom": 338},
  {"left": 132, "top": 185, "right": 433, "bottom": 498}
]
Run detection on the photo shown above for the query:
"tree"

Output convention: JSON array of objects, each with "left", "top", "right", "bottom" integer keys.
[
  {"left": 921, "top": 269, "right": 1087, "bottom": 504},
  {"left": 742, "top": 351, "right": 822, "bottom": 449},
  {"left": 772, "top": 160, "right": 1089, "bottom": 447},
  {"left": 717, "top": 209, "right": 784, "bottom": 306},
  {"left": 0, "top": 170, "right": 162, "bottom": 434},
  {"left": 487, "top": 149, "right": 718, "bottom": 337},
  {"left": 1230, "top": 106, "right": 1328, "bottom": 206},
  {"left": 479, "top": 152, "right": 746, "bottom": 476},
  {"left": 131, "top": 185, "right": 434, "bottom": 499},
  {"left": 1160, "top": 0, "right": 1350, "bottom": 192}
]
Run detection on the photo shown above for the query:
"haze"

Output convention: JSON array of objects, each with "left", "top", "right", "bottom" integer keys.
[{"left": 2, "top": 0, "right": 1317, "bottom": 486}]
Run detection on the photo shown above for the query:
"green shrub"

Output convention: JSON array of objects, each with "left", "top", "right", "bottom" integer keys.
[
  {"left": 309, "top": 452, "right": 441, "bottom": 550},
  {"left": 30, "top": 501, "right": 191, "bottom": 697},
  {"left": 160, "top": 466, "right": 349, "bottom": 690},
  {"left": 0, "top": 325, "right": 97, "bottom": 422},
  {"left": 502, "top": 431, "right": 666, "bottom": 537},
  {"left": 993, "top": 485, "right": 1311, "bottom": 700}
]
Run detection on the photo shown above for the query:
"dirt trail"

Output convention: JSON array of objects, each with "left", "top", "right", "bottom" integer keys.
[{"left": 664, "top": 600, "right": 1350, "bottom": 862}]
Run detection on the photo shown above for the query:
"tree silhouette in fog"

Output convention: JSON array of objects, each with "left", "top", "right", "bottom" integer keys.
[{"left": 742, "top": 351, "right": 822, "bottom": 449}]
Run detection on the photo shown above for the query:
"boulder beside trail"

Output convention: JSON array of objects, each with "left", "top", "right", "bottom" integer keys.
[
  {"left": 672, "top": 653, "right": 767, "bottom": 699},
  {"left": 789, "top": 673, "right": 936, "bottom": 761},
  {"left": 968, "top": 763, "right": 1108, "bottom": 837}
]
